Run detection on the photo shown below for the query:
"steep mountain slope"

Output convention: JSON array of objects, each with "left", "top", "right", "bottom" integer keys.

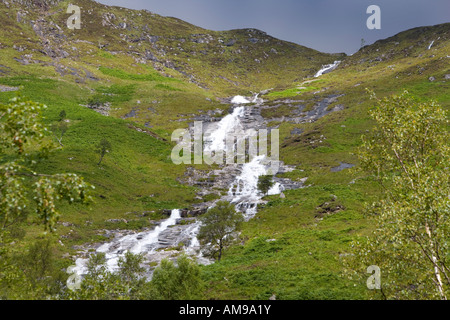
[
  {"left": 1, "top": 0, "right": 343, "bottom": 137},
  {"left": 1, "top": 0, "right": 338, "bottom": 89},
  {"left": 0, "top": 0, "right": 449, "bottom": 300}
]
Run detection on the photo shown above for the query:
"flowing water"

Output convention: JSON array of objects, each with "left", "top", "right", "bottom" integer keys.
[
  {"left": 74, "top": 94, "right": 285, "bottom": 276},
  {"left": 228, "top": 155, "right": 283, "bottom": 220},
  {"left": 315, "top": 61, "right": 341, "bottom": 77}
]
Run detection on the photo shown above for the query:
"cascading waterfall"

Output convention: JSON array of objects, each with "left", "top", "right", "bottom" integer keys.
[
  {"left": 231, "top": 95, "right": 251, "bottom": 104},
  {"left": 74, "top": 209, "right": 182, "bottom": 275},
  {"left": 228, "top": 155, "right": 282, "bottom": 220},
  {"left": 74, "top": 94, "right": 284, "bottom": 276},
  {"left": 204, "top": 106, "right": 244, "bottom": 153},
  {"left": 315, "top": 61, "right": 341, "bottom": 77}
]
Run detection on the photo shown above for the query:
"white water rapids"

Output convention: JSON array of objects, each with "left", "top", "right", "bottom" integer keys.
[
  {"left": 74, "top": 95, "right": 283, "bottom": 275},
  {"left": 314, "top": 61, "right": 341, "bottom": 77}
]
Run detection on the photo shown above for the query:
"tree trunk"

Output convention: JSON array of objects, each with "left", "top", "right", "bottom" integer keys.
[
  {"left": 98, "top": 154, "right": 104, "bottom": 166},
  {"left": 425, "top": 222, "right": 447, "bottom": 300},
  {"left": 218, "top": 239, "right": 223, "bottom": 261}
]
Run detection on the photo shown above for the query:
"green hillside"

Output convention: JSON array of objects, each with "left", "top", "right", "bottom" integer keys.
[{"left": 0, "top": 0, "right": 449, "bottom": 300}]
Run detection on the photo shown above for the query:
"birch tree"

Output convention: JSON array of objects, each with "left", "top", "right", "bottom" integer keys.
[
  {"left": 198, "top": 201, "right": 244, "bottom": 261},
  {"left": 347, "top": 90, "right": 449, "bottom": 300},
  {"left": 0, "top": 96, "right": 93, "bottom": 234}
]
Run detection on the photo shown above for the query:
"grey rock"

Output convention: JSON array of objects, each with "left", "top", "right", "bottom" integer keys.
[
  {"left": 84, "top": 102, "right": 111, "bottom": 116},
  {"left": 123, "top": 109, "right": 137, "bottom": 119},
  {"left": 225, "top": 39, "right": 236, "bottom": 47},
  {"left": 145, "top": 50, "right": 159, "bottom": 62},
  {"left": 331, "top": 162, "right": 355, "bottom": 172},
  {"left": 0, "top": 85, "right": 19, "bottom": 92},
  {"left": 290, "top": 128, "right": 304, "bottom": 135}
]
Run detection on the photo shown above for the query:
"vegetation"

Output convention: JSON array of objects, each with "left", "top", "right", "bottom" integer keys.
[
  {"left": 0, "top": 0, "right": 448, "bottom": 301},
  {"left": 68, "top": 252, "right": 148, "bottom": 300},
  {"left": 345, "top": 91, "right": 449, "bottom": 300},
  {"left": 198, "top": 201, "right": 244, "bottom": 261},
  {"left": 257, "top": 175, "right": 274, "bottom": 195},
  {"left": 0, "top": 96, "right": 93, "bottom": 233},
  {"left": 95, "top": 138, "right": 112, "bottom": 166},
  {"left": 68, "top": 253, "right": 203, "bottom": 300},
  {"left": 150, "top": 255, "right": 204, "bottom": 300}
]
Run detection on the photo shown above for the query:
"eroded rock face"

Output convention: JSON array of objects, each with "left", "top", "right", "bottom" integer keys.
[
  {"left": 3, "top": 0, "right": 62, "bottom": 10},
  {"left": 83, "top": 102, "right": 111, "bottom": 116}
]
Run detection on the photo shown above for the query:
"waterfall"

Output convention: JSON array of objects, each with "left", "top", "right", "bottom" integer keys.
[
  {"left": 315, "top": 61, "right": 341, "bottom": 77},
  {"left": 74, "top": 209, "right": 182, "bottom": 275},
  {"left": 228, "top": 155, "right": 283, "bottom": 220},
  {"left": 231, "top": 95, "right": 251, "bottom": 104},
  {"left": 127, "top": 209, "right": 181, "bottom": 255},
  {"left": 74, "top": 94, "right": 284, "bottom": 275},
  {"left": 204, "top": 106, "right": 244, "bottom": 153}
]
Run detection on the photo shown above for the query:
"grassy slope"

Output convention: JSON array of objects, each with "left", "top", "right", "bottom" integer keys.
[
  {"left": 0, "top": 0, "right": 449, "bottom": 299},
  {"left": 200, "top": 23, "right": 450, "bottom": 300}
]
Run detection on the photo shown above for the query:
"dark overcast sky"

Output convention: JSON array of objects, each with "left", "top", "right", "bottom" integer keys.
[{"left": 96, "top": 0, "right": 449, "bottom": 54}]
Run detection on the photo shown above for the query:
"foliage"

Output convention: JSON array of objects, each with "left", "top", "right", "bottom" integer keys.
[
  {"left": 68, "top": 252, "right": 149, "bottom": 300},
  {"left": 51, "top": 120, "right": 68, "bottom": 147},
  {"left": 346, "top": 90, "right": 450, "bottom": 300},
  {"left": 150, "top": 255, "right": 204, "bottom": 300},
  {"left": 0, "top": 236, "right": 66, "bottom": 299},
  {"left": 118, "top": 251, "right": 146, "bottom": 288},
  {"left": 0, "top": 96, "right": 94, "bottom": 233},
  {"left": 69, "top": 253, "right": 202, "bottom": 300},
  {"left": 198, "top": 201, "right": 244, "bottom": 261},
  {"left": 58, "top": 110, "right": 66, "bottom": 122},
  {"left": 257, "top": 175, "right": 274, "bottom": 195},
  {"left": 95, "top": 138, "right": 112, "bottom": 166}
]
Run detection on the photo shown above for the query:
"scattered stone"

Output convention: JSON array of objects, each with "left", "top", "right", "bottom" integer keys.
[
  {"left": 123, "top": 109, "right": 137, "bottom": 118},
  {"left": 83, "top": 102, "right": 111, "bottom": 116},
  {"left": 331, "top": 162, "right": 355, "bottom": 172},
  {"left": 0, "top": 85, "right": 19, "bottom": 92},
  {"left": 61, "top": 222, "right": 74, "bottom": 227},
  {"left": 106, "top": 219, "right": 128, "bottom": 224},
  {"left": 290, "top": 128, "right": 304, "bottom": 135},
  {"left": 429, "top": 76, "right": 435, "bottom": 82},
  {"left": 225, "top": 39, "right": 236, "bottom": 47},
  {"left": 315, "top": 197, "right": 345, "bottom": 218}
]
